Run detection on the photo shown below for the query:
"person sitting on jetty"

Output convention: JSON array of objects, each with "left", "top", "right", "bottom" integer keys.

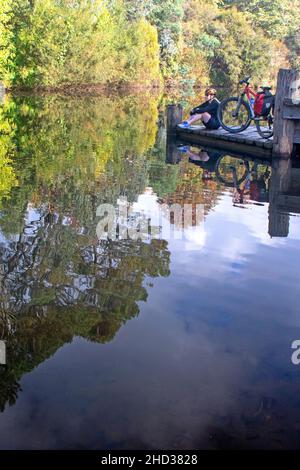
[{"left": 178, "top": 88, "right": 220, "bottom": 130}]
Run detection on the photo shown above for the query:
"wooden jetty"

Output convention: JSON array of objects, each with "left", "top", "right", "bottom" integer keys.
[
  {"left": 166, "top": 67, "right": 300, "bottom": 238},
  {"left": 273, "top": 69, "right": 300, "bottom": 157},
  {"left": 172, "top": 122, "right": 273, "bottom": 157},
  {"left": 167, "top": 68, "right": 300, "bottom": 159}
]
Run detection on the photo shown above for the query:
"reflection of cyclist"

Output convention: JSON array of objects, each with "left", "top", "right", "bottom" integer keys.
[
  {"left": 189, "top": 151, "right": 214, "bottom": 180},
  {"left": 184, "top": 147, "right": 221, "bottom": 169},
  {"left": 232, "top": 169, "right": 251, "bottom": 205},
  {"left": 231, "top": 164, "right": 270, "bottom": 205},
  {"left": 179, "top": 146, "right": 222, "bottom": 179},
  {"left": 249, "top": 166, "right": 270, "bottom": 202}
]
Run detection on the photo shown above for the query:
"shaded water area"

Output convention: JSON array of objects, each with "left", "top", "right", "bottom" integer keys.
[{"left": 0, "top": 92, "right": 300, "bottom": 450}]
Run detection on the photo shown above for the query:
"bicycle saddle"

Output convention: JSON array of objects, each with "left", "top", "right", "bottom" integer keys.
[
  {"left": 239, "top": 76, "right": 251, "bottom": 85},
  {"left": 260, "top": 86, "right": 272, "bottom": 91}
]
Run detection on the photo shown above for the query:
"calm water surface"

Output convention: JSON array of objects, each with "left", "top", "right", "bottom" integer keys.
[{"left": 0, "top": 93, "right": 300, "bottom": 449}]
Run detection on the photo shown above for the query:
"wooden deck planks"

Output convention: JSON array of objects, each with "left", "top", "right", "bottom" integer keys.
[{"left": 176, "top": 125, "right": 273, "bottom": 157}]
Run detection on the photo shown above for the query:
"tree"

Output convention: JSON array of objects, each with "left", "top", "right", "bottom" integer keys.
[
  {"left": 147, "top": 0, "right": 185, "bottom": 76},
  {"left": 219, "top": 0, "right": 300, "bottom": 40},
  {"left": 0, "top": 0, "right": 161, "bottom": 87},
  {"left": 208, "top": 7, "right": 287, "bottom": 88},
  {"left": 0, "top": 0, "right": 38, "bottom": 87}
]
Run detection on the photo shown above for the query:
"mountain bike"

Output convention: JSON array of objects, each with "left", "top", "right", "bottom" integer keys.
[{"left": 217, "top": 76, "right": 274, "bottom": 139}]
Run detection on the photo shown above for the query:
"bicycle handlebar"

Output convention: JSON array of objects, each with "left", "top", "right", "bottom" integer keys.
[{"left": 239, "top": 76, "right": 251, "bottom": 85}]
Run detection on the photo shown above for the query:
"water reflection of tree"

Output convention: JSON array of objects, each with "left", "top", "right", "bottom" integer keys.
[
  {"left": 158, "top": 159, "right": 222, "bottom": 227},
  {"left": 148, "top": 116, "right": 181, "bottom": 198},
  {"left": 147, "top": 116, "right": 221, "bottom": 228},
  {"left": 0, "top": 213, "right": 170, "bottom": 411},
  {"left": 0, "top": 92, "right": 159, "bottom": 228},
  {"left": 0, "top": 92, "right": 171, "bottom": 412}
]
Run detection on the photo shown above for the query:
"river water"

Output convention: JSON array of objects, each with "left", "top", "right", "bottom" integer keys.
[{"left": 0, "top": 93, "right": 300, "bottom": 449}]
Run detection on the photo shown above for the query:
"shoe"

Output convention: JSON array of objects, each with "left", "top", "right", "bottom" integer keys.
[
  {"left": 178, "top": 121, "right": 191, "bottom": 128},
  {"left": 177, "top": 145, "right": 189, "bottom": 153}
]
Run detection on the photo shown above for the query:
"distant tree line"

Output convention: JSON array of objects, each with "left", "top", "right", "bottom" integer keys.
[{"left": 0, "top": 0, "right": 299, "bottom": 89}]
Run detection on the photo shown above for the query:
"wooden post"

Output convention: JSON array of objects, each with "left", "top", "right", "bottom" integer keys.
[
  {"left": 273, "top": 69, "right": 300, "bottom": 158},
  {"left": 268, "top": 158, "right": 291, "bottom": 237},
  {"left": 167, "top": 104, "right": 183, "bottom": 135},
  {"left": 166, "top": 136, "right": 182, "bottom": 164}
]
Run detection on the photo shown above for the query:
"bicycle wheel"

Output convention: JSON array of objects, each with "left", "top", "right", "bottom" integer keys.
[
  {"left": 215, "top": 155, "right": 250, "bottom": 187},
  {"left": 255, "top": 114, "right": 273, "bottom": 139},
  {"left": 218, "top": 97, "right": 251, "bottom": 133}
]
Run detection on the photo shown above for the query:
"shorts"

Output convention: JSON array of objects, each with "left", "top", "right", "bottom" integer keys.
[{"left": 203, "top": 117, "right": 220, "bottom": 130}]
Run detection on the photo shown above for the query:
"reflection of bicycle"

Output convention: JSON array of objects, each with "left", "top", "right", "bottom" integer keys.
[
  {"left": 215, "top": 154, "right": 270, "bottom": 204},
  {"left": 215, "top": 155, "right": 250, "bottom": 187},
  {"left": 217, "top": 76, "right": 274, "bottom": 139}
]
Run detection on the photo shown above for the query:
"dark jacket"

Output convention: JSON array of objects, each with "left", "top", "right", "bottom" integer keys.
[
  {"left": 190, "top": 98, "right": 220, "bottom": 120},
  {"left": 189, "top": 149, "right": 221, "bottom": 172}
]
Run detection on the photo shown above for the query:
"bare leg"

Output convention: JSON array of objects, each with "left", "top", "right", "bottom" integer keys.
[
  {"left": 200, "top": 112, "right": 211, "bottom": 124},
  {"left": 186, "top": 112, "right": 211, "bottom": 125},
  {"left": 187, "top": 150, "right": 209, "bottom": 162}
]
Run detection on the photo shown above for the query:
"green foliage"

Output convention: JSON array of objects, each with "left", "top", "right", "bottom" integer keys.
[
  {"left": 0, "top": 102, "right": 18, "bottom": 207},
  {"left": 210, "top": 7, "right": 273, "bottom": 87},
  {"left": 0, "top": 91, "right": 160, "bottom": 235},
  {"left": 0, "top": 0, "right": 37, "bottom": 86},
  {"left": 0, "top": 0, "right": 160, "bottom": 87},
  {"left": 147, "top": 0, "right": 185, "bottom": 76},
  {"left": 178, "top": 0, "right": 293, "bottom": 88},
  {"left": 124, "top": 0, "right": 154, "bottom": 21},
  {"left": 147, "top": 122, "right": 180, "bottom": 197},
  {"left": 215, "top": 0, "right": 299, "bottom": 82},
  {"left": 286, "top": 31, "right": 300, "bottom": 69},
  {"left": 0, "top": 0, "right": 298, "bottom": 87},
  {"left": 219, "top": 0, "right": 300, "bottom": 40}
]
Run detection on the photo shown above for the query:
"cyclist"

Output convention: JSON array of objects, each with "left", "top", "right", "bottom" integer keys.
[{"left": 178, "top": 88, "right": 221, "bottom": 130}]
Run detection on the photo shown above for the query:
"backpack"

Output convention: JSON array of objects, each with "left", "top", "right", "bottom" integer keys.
[{"left": 253, "top": 91, "right": 275, "bottom": 117}]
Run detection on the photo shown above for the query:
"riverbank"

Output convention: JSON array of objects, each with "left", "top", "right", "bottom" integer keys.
[{"left": 4, "top": 80, "right": 163, "bottom": 97}]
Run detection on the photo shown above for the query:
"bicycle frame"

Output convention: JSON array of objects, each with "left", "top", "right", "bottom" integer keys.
[
  {"left": 218, "top": 77, "right": 274, "bottom": 138},
  {"left": 240, "top": 84, "right": 256, "bottom": 118}
]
